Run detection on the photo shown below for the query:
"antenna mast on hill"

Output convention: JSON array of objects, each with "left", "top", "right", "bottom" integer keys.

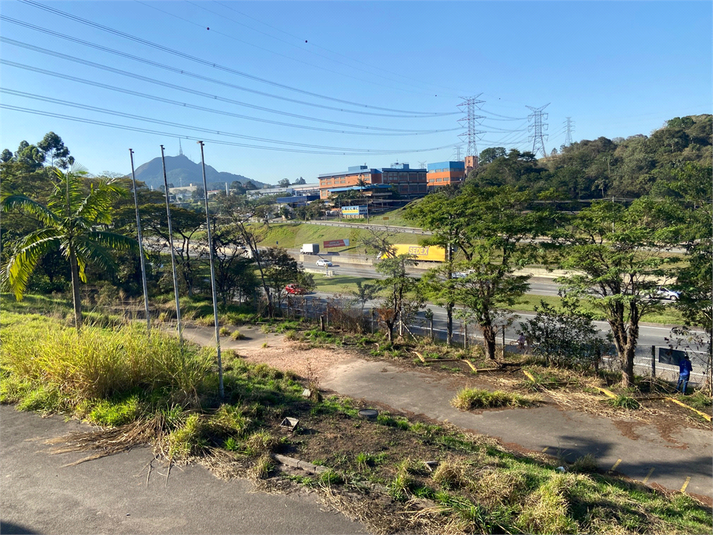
[
  {"left": 527, "top": 103, "right": 550, "bottom": 157},
  {"left": 178, "top": 138, "right": 184, "bottom": 156}
]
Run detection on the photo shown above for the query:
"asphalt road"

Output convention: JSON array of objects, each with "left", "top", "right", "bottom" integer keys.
[{"left": 0, "top": 406, "right": 367, "bottom": 535}]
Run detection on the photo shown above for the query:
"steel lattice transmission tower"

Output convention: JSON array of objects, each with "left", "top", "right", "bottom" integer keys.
[
  {"left": 527, "top": 103, "right": 550, "bottom": 158},
  {"left": 458, "top": 95, "right": 486, "bottom": 160},
  {"left": 564, "top": 117, "right": 575, "bottom": 147}
]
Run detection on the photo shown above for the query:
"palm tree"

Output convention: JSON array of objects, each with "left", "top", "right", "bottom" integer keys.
[{"left": 2, "top": 168, "right": 137, "bottom": 329}]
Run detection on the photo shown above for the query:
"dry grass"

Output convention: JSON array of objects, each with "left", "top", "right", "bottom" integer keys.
[{"left": 451, "top": 387, "right": 535, "bottom": 411}]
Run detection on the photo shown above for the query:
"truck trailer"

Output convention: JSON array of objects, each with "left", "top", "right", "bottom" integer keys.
[{"left": 301, "top": 243, "right": 320, "bottom": 255}]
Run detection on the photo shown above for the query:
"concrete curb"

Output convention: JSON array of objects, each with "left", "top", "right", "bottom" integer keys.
[{"left": 273, "top": 454, "right": 329, "bottom": 475}]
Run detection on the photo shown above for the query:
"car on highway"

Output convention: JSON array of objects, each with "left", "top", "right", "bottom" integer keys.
[
  {"left": 316, "top": 259, "right": 333, "bottom": 267},
  {"left": 656, "top": 287, "right": 680, "bottom": 300},
  {"left": 285, "top": 283, "right": 306, "bottom": 295}
]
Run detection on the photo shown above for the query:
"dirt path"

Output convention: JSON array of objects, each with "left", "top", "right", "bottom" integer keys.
[{"left": 181, "top": 323, "right": 713, "bottom": 501}]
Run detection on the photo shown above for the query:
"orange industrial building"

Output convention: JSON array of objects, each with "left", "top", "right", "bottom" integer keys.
[
  {"left": 318, "top": 163, "right": 427, "bottom": 200},
  {"left": 426, "top": 161, "right": 466, "bottom": 188}
]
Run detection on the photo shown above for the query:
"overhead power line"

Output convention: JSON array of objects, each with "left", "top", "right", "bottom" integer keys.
[
  {"left": 1, "top": 59, "right": 461, "bottom": 137},
  {"left": 213, "top": 0, "right": 466, "bottom": 97},
  {"left": 0, "top": 40, "right": 458, "bottom": 132},
  {"left": 0, "top": 104, "right": 459, "bottom": 156},
  {"left": 18, "top": 0, "right": 457, "bottom": 117},
  {"left": 1, "top": 87, "right": 459, "bottom": 154},
  {"left": 137, "top": 0, "right": 443, "bottom": 99},
  {"left": 0, "top": 27, "right": 439, "bottom": 120}
]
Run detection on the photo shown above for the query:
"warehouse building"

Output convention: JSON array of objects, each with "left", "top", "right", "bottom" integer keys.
[
  {"left": 427, "top": 161, "right": 466, "bottom": 188},
  {"left": 318, "top": 163, "right": 427, "bottom": 200}
]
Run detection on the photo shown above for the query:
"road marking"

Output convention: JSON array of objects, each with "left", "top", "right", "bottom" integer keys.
[
  {"left": 542, "top": 447, "right": 548, "bottom": 453},
  {"left": 642, "top": 467, "right": 654, "bottom": 484},
  {"left": 609, "top": 459, "right": 622, "bottom": 472},
  {"left": 681, "top": 477, "right": 691, "bottom": 493}
]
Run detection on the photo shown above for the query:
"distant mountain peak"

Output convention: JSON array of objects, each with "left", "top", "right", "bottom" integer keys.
[{"left": 133, "top": 155, "right": 263, "bottom": 189}]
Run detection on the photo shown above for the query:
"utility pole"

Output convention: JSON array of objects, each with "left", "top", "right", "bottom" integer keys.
[
  {"left": 458, "top": 95, "right": 486, "bottom": 165},
  {"left": 527, "top": 103, "right": 550, "bottom": 158},
  {"left": 129, "top": 149, "right": 151, "bottom": 334},
  {"left": 160, "top": 145, "right": 183, "bottom": 345},
  {"left": 198, "top": 141, "right": 224, "bottom": 399},
  {"left": 564, "top": 117, "right": 575, "bottom": 147}
]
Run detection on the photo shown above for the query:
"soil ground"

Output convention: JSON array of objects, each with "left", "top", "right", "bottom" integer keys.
[{"left": 180, "top": 324, "right": 712, "bottom": 502}]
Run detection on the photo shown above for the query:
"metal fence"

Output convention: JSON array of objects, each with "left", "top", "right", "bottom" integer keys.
[{"left": 277, "top": 295, "right": 710, "bottom": 387}]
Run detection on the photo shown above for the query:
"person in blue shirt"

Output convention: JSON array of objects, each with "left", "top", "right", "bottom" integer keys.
[{"left": 675, "top": 355, "right": 693, "bottom": 394}]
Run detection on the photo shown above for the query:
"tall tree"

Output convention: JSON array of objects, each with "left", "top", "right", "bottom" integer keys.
[
  {"left": 139, "top": 204, "right": 204, "bottom": 296},
  {"left": 37, "top": 131, "right": 74, "bottom": 169},
  {"left": 405, "top": 186, "right": 471, "bottom": 345},
  {"left": 556, "top": 198, "right": 677, "bottom": 387},
  {"left": 1, "top": 169, "right": 136, "bottom": 328}
]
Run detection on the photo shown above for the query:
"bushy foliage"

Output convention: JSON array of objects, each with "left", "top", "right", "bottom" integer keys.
[{"left": 519, "top": 298, "right": 611, "bottom": 369}]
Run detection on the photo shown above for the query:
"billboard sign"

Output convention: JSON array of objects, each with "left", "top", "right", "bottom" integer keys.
[
  {"left": 341, "top": 205, "right": 368, "bottom": 216},
  {"left": 323, "top": 239, "right": 350, "bottom": 248}
]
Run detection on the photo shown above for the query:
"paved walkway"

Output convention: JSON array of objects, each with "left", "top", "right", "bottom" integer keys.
[
  {"left": 321, "top": 358, "right": 713, "bottom": 500},
  {"left": 0, "top": 406, "right": 366, "bottom": 535}
]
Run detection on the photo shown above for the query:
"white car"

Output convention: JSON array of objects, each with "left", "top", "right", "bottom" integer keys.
[
  {"left": 656, "top": 288, "right": 680, "bottom": 300},
  {"left": 316, "top": 259, "right": 333, "bottom": 267}
]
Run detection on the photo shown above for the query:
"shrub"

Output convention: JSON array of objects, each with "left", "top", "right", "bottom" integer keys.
[
  {"left": 319, "top": 468, "right": 344, "bottom": 486},
  {"left": 231, "top": 330, "right": 247, "bottom": 341},
  {"left": 168, "top": 414, "right": 208, "bottom": 459},
  {"left": 219, "top": 326, "right": 231, "bottom": 337},
  {"left": 608, "top": 395, "right": 640, "bottom": 410},
  {"left": 451, "top": 388, "right": 533, "bottom": 410},
  {"left": 570, "top": 453, "right": 599, "bottom": 473},
  {"left": 519, "top": 297, "right": 611, "bottom": 370},
  {"left": 0, "top": 318, "right": 213, "bottom": 411}
]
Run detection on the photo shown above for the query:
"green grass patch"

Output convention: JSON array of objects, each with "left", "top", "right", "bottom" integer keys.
[
  {"left": 2, "top": 307, "right": 710, "bottom": 535},
  {"left": 311, "top": 273, "right": 382, "bottom": 295},
  {"left": 510, "top": 294, "right": 685, "bottom": 325},
  {"left": 255, "top": 222, "right": 422, "bottom": 254},
  {"left": 451, "top": 388, "right": 535, "bottom": 410},
  {"left": 607, "top": 395, "right": 641, "bottom": 410}
]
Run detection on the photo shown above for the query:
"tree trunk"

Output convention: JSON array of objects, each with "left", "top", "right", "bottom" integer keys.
[
  {"left": 386, "top": 320, "right": 394, "bottom": 343},
  {"left": 68, "top": 249, "right": 83, "bottom": 330},
  {"left": 483, "top": 324, "right": 497, "bottom": 362}
]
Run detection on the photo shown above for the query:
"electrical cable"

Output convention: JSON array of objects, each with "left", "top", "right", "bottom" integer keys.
[
  {"left": 0, "top": 41, "right": 456, "bottom": 131},
  {"left": 213, "top": 0, "right": 466, "bottom": 97},
  {"left": 136, "top": 0, "right": 440, "bottom": 98},
  {"left": 1, "top": 87, "right": 459, "bottom": 154},
  {"left": 1, "top": 60, "right": 461, "bottom": 137},
  {"left": 0, "top": 103, "right": 459, "bottom": 156},
  {"left": 18, "top": 0, "right": 457, "bottom": 116},
  {"left": 0, "top": 30, "right": 445, "bottom": 121}
]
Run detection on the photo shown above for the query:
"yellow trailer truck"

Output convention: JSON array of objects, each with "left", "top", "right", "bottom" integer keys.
[{"left": 381, "top": 244, "right": 446, "bottom": 262}]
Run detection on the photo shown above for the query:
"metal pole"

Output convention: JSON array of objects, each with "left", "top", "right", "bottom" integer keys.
[
  {"left": 160, "top": 145, "right": 183, "bottom": 344},
  {"left": 129, "top": 149, "right": 151, "bottom": 333},
  {"left": 651, "top": 345, "right": 656, "bottom": 379},
  {"left": 198, "top": 141, "right": 224, "bottom": 400}
]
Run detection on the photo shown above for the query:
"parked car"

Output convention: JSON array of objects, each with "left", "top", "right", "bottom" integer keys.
[
  {"left": 285, "top": 283, "right": 306, "bottom": 295},
  {"left": 316, "top": 259, "right": 333, "bottom": 267}
]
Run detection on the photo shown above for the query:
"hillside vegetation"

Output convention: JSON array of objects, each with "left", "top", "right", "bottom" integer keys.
[{"left": 470, "top": 115, "right": 711, "bottom": 199}]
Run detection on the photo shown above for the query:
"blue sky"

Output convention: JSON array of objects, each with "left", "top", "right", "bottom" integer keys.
[{"left": 1, "top": 1, "right": 711, "bottom": 185}]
